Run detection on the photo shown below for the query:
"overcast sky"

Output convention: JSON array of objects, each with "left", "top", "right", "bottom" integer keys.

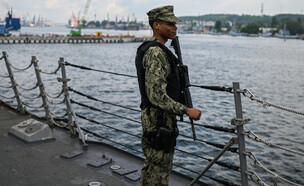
[{"left": 1, "top": 0, "right": 303, "bottom": 23}]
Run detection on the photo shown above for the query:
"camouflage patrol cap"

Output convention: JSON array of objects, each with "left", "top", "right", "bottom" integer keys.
[{"left": 147, "top": 5, "right": 181, "bottom": 23}]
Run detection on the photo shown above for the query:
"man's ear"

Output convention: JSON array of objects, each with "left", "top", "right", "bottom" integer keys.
[{"left": 153, "top": 21, "right": 160, "bottom": 30}]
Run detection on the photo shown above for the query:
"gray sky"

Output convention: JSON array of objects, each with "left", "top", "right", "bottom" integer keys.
[{"left": 1, "top": 0, "right": 304, "bottom": 23}]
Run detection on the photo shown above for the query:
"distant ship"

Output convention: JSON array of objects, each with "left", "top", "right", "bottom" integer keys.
[
  {"left": 0, "top": 8, "right": 20, "bottom": 36},
  {"left": 228, "top": 30, "right": 248, "bottom": 36},
  {"left": 275, "top": 24, "right": 299, "bottom": 39}
]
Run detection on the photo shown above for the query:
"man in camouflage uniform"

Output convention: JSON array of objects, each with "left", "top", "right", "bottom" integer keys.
[{"left": 135, "top": 5, "right": 201, "bottom": 186}]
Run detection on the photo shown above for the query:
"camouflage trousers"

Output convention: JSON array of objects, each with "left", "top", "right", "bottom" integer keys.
[
  {"left": 140, "top": 144, "right": 174, "bottom": 186},
  {"left": 140, "top": 107, "right": 176, "bottom": 186}
]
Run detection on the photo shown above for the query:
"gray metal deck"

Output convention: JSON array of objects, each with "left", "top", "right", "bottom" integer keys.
[{"left": 0, "top": 104, "right": 204, "bottom": 186}]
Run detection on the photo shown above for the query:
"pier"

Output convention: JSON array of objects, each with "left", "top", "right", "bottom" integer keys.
[{"left": 0, "top": 35, "right": 149, "bottom": 44}]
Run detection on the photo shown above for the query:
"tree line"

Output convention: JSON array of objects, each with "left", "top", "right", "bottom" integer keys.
[{"left": 180, "top": 14, "right": 304, "bottom": 35}]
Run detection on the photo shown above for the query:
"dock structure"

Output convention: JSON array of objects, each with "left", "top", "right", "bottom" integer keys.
[{"left": 0, "top": 35, "right": 149, "bottom": 44}]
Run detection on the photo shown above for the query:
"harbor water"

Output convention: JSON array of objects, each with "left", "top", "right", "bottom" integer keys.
[{"left": 1, "top": 27, "right": 303, "bottom": 185}]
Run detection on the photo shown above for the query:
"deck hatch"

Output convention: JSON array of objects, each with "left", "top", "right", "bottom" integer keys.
[
  {"left": 125, "top": 172, "right": 141, "bottom": 181},
  {"left": 60, "top": 150, "right": 83, "bottom": 159},
  {"left": 87, "top": 158, "right": 112, "bottom": 168},
  {"left": 113, "top": 167, "right": 137, "bottom": 176}
]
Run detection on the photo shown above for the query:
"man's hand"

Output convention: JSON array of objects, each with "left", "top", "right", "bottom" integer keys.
[{"left": 186, "top": 108, "right": 201, "bottom": 121}]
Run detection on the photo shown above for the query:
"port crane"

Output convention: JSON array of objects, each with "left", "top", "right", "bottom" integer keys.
[{"left": 70, "top": 0, "right": 91, "bottom": 36}]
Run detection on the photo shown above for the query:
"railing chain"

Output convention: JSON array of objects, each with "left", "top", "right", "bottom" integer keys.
[
  {"left": 246, "top": 171, "right": 269, "bottom": 186},
  {"left": 243, "top": 89, "right": 304, "bottom": 116},
  {"left": 245, "top": 151, "right": 301, "bottom": 186},
  {"left": 244, "top": 131, "right": 304, "bottom": 157}
]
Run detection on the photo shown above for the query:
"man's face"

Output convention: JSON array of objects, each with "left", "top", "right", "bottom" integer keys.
[{"left": 155, "top": 21, "right": 178, "bottom": 40}]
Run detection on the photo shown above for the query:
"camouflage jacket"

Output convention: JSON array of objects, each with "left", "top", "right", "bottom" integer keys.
[{"left": 141, "top": 39, "right": 187, "bottom": 132}]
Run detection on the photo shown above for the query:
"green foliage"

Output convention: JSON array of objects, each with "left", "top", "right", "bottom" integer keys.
[
  {"left": 178, "top": 13, "right": 304, "bottom": 35},
  {"left": 118, "top": 20, "right": 127, "bottom": 24},
  {"left": 240, "top": 23, "right": 260, "bottom": 34},
  {"left": 223, "top": 22, "right": 232, "bottom": 31},
  {"left": 271, "top": 16, "right": 278, "bottom": 27},
  {"left": 277, "top": 18, "right": 303, "bottom": 35},
  {"left": 179, "top": 14, "right": 273, "bottom": 26},
  {"left": 87, "top": 21, "right": 101, "bottom": 28},
  {"left": 276, "top": 14, "right": 304, "bottom": 22},
  {"left": 192, "top": 21, "right": 197, "bottom": 27},
  {"left": 101, "top": 20, "right": 108, "bottom": 27},
  {"left": 101, "top": 20, "right": 116, "bottom": 27},
  {"left": 179, "top": 14, "right": 304, "bottom": 28},
  {"left": 215, "top": 20, "right": 222, "bottom": 32}
]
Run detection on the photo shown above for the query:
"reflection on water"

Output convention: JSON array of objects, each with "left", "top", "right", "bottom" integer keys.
[{"left": 1, "top": 29, "right": 304, "bottom": 185}]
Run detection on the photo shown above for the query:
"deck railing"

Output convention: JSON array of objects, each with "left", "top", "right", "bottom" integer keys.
[{"left": 1, "top": 51, "right": 303, "bottom": 186}]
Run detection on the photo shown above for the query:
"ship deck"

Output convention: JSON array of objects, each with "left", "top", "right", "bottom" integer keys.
[{"left": 0, "top": 104, "right": 205, "bottom": 186}]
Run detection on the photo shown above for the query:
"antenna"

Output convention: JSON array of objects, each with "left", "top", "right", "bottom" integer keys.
[{"left": 261, "top": 3, "right": 264, "bottom": 16}]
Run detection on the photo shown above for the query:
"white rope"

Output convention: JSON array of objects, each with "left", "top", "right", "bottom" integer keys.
[
  {"left": 0, "top": 94, "right": 16, "bottom": 99},
  {"left": 38, "top": 64, "right": 61, "bottom": 75},
  {"left": 50, "top": 117, "right": 67, "bottom": 128},
  {"left": 21, "top": 100, "right": 44, "bottom": 109},
  {"left": 49, "top": 109, "right": 68, "bottom": 118},
  {"left": 43, "top": 88, "right": 64, "bottom": 99},
  {"left": 18, "top": 92, "right": 41, "bottom": 100},
  {"left": 0, "top": 74, "right": 10, "bottom": 78},
  {"left": 0, "top": 84, "right": 13, "bottom": 89},
  {"left": 16, "top": 82, "right": 39, "bottom": 91},
  {"left": 46, "top": 97, "right": 66, "bottom": 105},
  {"left": 8, "top": 60, "right": 33, "bottom": 71}
]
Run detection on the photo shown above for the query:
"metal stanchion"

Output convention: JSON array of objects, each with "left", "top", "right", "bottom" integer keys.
[
  {"left": 233, "top": 82, "right": 249, "bottom": 186},
  {"left": 2, "top": 51, "right": 25, "bottom": 113},
  {"left": 32, "top": 56, "right": 52, "bottom": 125}
]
